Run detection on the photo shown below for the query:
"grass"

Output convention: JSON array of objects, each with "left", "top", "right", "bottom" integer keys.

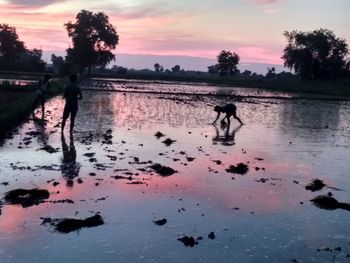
[{"left": 0, "top": 78, "right": 66, "bottom": 137}]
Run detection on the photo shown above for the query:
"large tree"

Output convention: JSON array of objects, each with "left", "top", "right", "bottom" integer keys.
[
  {"left": 0, "top": 24, "right": 26, "bottom": 69},
  {"left": 216, "top": 50, "right": 240, "bottom": 76},
  {"left": 282, "top": 29, "right": 349, "bottom": 80},
  {"left": 65, "top": 10, "right": 119, "bottom": 74}
]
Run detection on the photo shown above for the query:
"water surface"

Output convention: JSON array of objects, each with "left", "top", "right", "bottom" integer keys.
[{"left": 0, "top": 82, "right": 350, "bottom": 263}]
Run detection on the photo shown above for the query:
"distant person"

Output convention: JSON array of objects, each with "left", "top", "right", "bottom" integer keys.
[
  {"left": 213, "top": 103, "right": 243, "bottom": 126},
  {"left": 61, "top": 74, "right": 82, "bottom": 133},
  {"left": 33, "top": 74, "right": 51, "bottom": 118}
]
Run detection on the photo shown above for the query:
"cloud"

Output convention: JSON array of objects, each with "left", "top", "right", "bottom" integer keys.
[
  {"left": 247, "top": 0, "right": 279, "bottom": 5},
  {"left": 5, "top": 0, "right": 65, "bottom": 7}
]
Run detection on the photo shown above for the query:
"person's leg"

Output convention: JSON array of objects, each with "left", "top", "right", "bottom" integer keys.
[
  {"left": 61, "top": 106, "right": 70, "bottom": 131},
  {"left": 226, "top": 114, "right": 231, "bottom": 126},
  {"left": 32, "top": 95, "right": 40, "bottom": 118},
  {"left": 233, "top": 112, "right": 243, "bottom": 125},
  {"left": 40, "top": 95, "right": 45, "bottom": 117},
  {"left": 69, "top": 107, "right": 78, "bottom": 133}
]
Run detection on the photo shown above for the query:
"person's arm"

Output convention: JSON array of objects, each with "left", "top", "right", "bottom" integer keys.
[
  {"left": 213, "top": 112, "right": 220, "bottom": 124},
  {"left": 78, "top": 86, "right": 82, "bottom": 100}
]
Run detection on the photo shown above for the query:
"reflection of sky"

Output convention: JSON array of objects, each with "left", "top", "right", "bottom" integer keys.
[{"left": 1, "top": 88, "right": 350, "bottom": 262}]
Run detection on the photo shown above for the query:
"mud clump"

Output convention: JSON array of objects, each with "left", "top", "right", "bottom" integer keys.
[
  {"left": 311, "top": 195, "right": 350, "bottom": 211},
  {"left": 39, "top": 145, "right": 59, "bottom": 154},
  {"left": 225, "top": 163, "right": 249, "bottom": 175},
  {"left": 208, "top": 232, "right": 215, "bottom": 240},
  {"left": 162, "top": 138, "right": 176, "bottom": 146},
  {"left": 41, "top": 214, "right": 104, "bottom": 233},
  {"left": 153, "top": 218, "right": 167, "bottom": 226},
  {"left": 4, "top": 189, "right": 50, "bottom": 208},
  {"left": 305, "top": 179, "right": 326, "bottom": 192},
  {"left": 177, "top": 236, "right": 199, "bottom": 247},
  {"left": 150, "top": 163, "right": 177, "bottom": 177},
  {"left": 154, "top": 131, "right": 165, "bottom": 139}
]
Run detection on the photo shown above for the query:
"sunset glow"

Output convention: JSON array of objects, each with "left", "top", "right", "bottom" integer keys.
[{"left": 1, "top": 0, "right": 349, "bottom": 67}]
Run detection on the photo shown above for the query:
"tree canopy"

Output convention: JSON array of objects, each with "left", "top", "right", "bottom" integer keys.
[
  {"left": 0, "top": 24, "right": 45, "bottom": 71},
  {"left": 216, "top": 50, "right": 240, "bottom": 76},
  {"left": 65, "top": 10, "right": 119, "bottom": 74},
  {"left": 0, "top": 24, "right": 26, "bottom": 68},
  {"left": 282, "top": 29, "right": 349, "bottom": 80}
]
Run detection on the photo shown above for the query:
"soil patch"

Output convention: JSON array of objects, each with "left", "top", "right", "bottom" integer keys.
[{"left": 4, "top": 188, "right": 50, "bottom": 208}]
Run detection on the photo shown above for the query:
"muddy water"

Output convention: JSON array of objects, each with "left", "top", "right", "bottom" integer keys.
[{"left": 0, "top": 84, "right": 350, "bottom": 263}]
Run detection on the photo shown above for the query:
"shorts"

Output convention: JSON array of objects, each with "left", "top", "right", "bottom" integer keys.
[{"left": 63, "top": 104, "right": 78, "bottom": 119}]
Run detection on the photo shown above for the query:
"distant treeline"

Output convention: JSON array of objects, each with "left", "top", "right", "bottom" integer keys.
[{"left": 1, "top": 9, "right": 350, "bottom": 82}]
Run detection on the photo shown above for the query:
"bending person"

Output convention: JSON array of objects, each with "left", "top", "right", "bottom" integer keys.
[{"left": 213, "top": 103, "right": 243, "bottom": 126}]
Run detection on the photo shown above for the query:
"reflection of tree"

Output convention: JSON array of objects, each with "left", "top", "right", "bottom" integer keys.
[
  {"left": 280, "top": 100, "right": 340, "bottom": 141},
  {"left": 212, "top": 123, "right": 241, "bottom": 146},
  {"left": 61, "top": 134, "right": 80, "bottom": 187}
]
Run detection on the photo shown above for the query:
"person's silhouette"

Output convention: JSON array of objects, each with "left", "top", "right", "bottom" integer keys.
[
  {"left": 61, "top": 133, "right": 80, "bottom": 187},
  {"left": 213, "top": 103, "right": 243, "bottom": 126},
  {"left": 33, "top": 74, "right": 51, "bottom": 119},
  {"left": 61, "top": 74, "right": 82, "bottom": 133}
]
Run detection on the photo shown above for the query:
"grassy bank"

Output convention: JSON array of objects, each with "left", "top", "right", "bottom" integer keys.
[{"left": 0, "top": 79, "right": 65, "bottom": 137}]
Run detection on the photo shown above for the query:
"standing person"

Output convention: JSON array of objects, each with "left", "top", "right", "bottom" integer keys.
[
  {"left": 61, "top": 74, "right": 82, "bottom": 133},
  {"left": 33, "top": 74, "right": 51, "bottom": 118},
  {"left": 213, "top": 103, "right": 243, "bottom": 126}
]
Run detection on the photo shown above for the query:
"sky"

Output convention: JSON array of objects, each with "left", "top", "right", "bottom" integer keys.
[{"left": 0, "top": 0, "right": 349, "bottom": 71}]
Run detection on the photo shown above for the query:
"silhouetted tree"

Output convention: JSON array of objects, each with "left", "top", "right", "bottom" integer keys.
[
  {"left": 216, "top": 50, "right": 240, "bottom": 76},
  {"left": 159, "top": 65, "right": 164, "bottom": 72},
  {"left": 65, "top": 10, "right": 119, "bottom": 75},
  {"left": 0, "top": 24, "right": 26, "bottom": 69},
  {"left": 266, "top": 67, "right": 276, "bottom": 79},
  {"left": 208, "top": 64, "right": 219, "bottom": 75},
  {"left": 111, "top": 65, "right": 127, "bottom": 74},
  {"left": 171, "top": 64, "right": 181, "bottom": 73},
  {"left": 51, "top": 54, "right": 75, "bottom": 75},
  {"left": 154, "top": 63, "right": 160, "bottom": 72},
  {"left": 242, "top": 70, "right": 252, "bottom": 77},
  {"left": 17, "top": 49, "right": 46, "bottom": 72},
  {"left": 282, "top": 29, "right": 349, "bottom": 80}
]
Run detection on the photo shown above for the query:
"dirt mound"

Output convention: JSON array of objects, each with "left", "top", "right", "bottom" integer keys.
[
  {"left": 4, "top": 189, "right": 50, "bottom": 208},
  {"left": 41, "top": 214, "right": 104, "bottom": 233},
  {"left": 225, "top": 163, "right": 249, "bottom": 175}
]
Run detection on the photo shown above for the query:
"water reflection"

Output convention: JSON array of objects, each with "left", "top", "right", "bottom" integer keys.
[
  {"left": 212, "top": 123, "right": 242, "bottom": 146},
  {"left": 280, "top": 100, "right": 340, "bottom": 141},
  {"left": 61, "top": 133, "right": 80, "bottom": 187}
]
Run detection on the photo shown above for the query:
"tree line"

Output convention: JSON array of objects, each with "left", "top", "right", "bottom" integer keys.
[{"left": 1, "top": 9, "right": 349, "bottom": 81}]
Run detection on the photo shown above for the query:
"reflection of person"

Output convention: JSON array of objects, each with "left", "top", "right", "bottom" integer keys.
[
  {"left": 61, "top": 133, "right": 80, "bottom": 187},
  {"left": 212, "top": 122, "right": 242, "bottom": 146},
  {"left": 33, "top": 74, "right": 51, "bottom": 118},
  {"left": 61, "top": 74, "right": 82, "bottom": 133},
  {"left": 213, "top": 103, "right": 243, "bottom": 126}
]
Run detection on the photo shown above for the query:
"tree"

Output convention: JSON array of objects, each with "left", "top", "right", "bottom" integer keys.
[
  {"left": 282, "top": 29, "right": 349, "bottom": 80},
  {"left": 17, "top": 49, "right": 46, "bottom": 72},
  {"left": 266, "top": 67, "right": 276, "bottom": 79},
  {"left": 0, "top": 24, "right": 26, "bottom": 69},
  {"left": 154, "top": 63, "right": 160, "bottom": 72},
  {"left": 208, "top": 64, "right": 219, "bottom": 75},
  {"left": 65, "top": 10, "right": 119, "bottom": 75},
  {"left": 171, "top": 65, "right": 181, "bottom": 73},
  {"left": 216, "top": 50, "right": 240, "bottom": 76}
]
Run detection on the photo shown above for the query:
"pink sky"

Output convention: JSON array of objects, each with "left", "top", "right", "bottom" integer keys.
[{"left": 0, "top": 0, "right": 349, "bottom": 68}]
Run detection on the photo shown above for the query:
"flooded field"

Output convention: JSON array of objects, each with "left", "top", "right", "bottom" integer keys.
[{"left": 0, "top": 81, "right": 350, "bottom": 263}]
